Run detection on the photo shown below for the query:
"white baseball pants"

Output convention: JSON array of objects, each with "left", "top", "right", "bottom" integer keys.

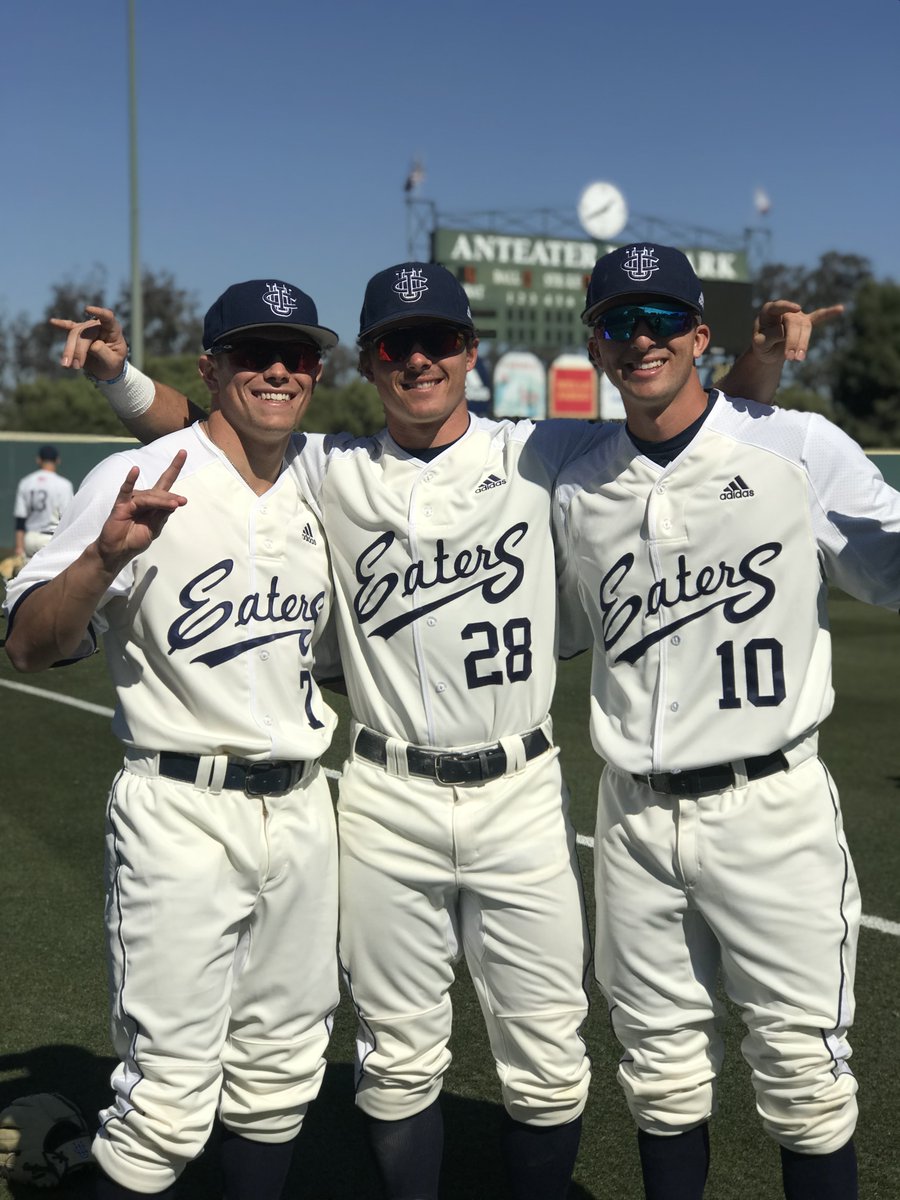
[
  {"left": 338, "top": 742, "right": 591, "bottom": 1126},
  {"left": 595, "top": 755, "right": 859, "bottom": 1155},
  {"left": 92, "top": 760, "right": 340, "bottom": 1192}
]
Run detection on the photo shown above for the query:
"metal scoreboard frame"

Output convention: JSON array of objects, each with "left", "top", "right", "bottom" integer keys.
[{"left": 431, "top": 227, "right": 754, "bottom": 358}]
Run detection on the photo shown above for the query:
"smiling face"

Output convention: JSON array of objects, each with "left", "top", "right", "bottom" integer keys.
[
  {"left": 199, "top": 334, "right": 322, "bottom": 448},
  {"left": 588, "top": 293, "right": 711, "bottom": 441},
  {"left": 360, "top": 321, "right": 478, "bottom": 449}
]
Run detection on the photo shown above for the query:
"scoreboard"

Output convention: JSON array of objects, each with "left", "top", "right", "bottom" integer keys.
[{"left": 432, "top": 227, "right": 754, "bottom": 357}]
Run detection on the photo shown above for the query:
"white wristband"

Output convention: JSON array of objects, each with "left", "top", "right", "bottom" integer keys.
[{"left": 88, "top": 361, "right": 156, "bottom": 419}]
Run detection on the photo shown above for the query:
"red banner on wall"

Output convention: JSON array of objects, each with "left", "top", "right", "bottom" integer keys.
[{"left": 548, "top": 355, "right": 597, "bottom": 419}]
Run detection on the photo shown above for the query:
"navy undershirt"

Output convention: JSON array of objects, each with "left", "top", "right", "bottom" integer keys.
[
  {"left": 395, "top": 430, "right": 467, "bottom": 461},
  {"left": 627, "top": 390, "right": 716, "bottom": 466}
]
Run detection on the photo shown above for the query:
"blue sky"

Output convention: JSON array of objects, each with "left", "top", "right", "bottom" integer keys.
[{"left": 2, "top": 0, "right": 897, "bottom": 350}]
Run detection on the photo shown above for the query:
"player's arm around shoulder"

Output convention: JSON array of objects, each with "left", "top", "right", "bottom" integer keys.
[
  {"left": 52, "top": 306, "right": 205, "bottom": 444},
  {"left": 4, "top": 451, "right": 187, "bottom": 673},
  {"left": 524, "top": 416, "right": 612, "bottom": 482}
]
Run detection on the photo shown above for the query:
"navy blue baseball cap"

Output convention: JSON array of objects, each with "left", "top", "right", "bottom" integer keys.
[
  {"left": 38, "top": 444, "right": 59, "bottom": 461},
  {"left": 358, "top": 262, "right": 475, "bottom": 341},
  {"left": 203, "top": 280, "right": 338, "bottom": 352},
  {"left": 582, "top": 244, "right": 704, "bottom": 326}
]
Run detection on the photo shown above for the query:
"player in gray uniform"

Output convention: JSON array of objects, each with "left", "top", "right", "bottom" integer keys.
[
  {"left": 13, "top": 444, "right": 74, "bottom": 559},
  {"left": 4, "top": 281, "right": 341, "bottom": 1200},
  {"left": 60, "top": 264, "right": 827, "bottom": 1199},
  {"left": 553, "top": 245, "right": 900, "bottom": 1200}
]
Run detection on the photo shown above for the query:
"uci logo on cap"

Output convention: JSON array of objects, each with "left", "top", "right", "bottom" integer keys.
[
  {"left": 262, "top": 283, "right": 298, "bottom": 317},
  {"left": 394, "top": 268, "right": 429, "bottom": 304},
  {"left": 622, "top": 246, "right": 660, "bottom": 283}
]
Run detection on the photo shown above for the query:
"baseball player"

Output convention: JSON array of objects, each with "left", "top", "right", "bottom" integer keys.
[
  {"left": 13, "top": 444, "right": 74, "bottom": 560},
  {"left": 63, "top": 264, "right": 827, "bottom": 1200},
  {"left": 553, "top": 244, "right": 900, "bottom": 1200},
  {"left": 4, "top": 281, "right": 342, "bottom": 1200}
]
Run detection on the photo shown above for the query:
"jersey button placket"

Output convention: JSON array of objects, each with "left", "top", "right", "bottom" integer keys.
[
  {"left": 254, "top": 492, "right": 285, "bottom": 561},
  {"left": 647, "top": 482, "right": 678, "bottom": 761},
  {"left": 416, "top": 465, "right": 441, "bottom": 527}
]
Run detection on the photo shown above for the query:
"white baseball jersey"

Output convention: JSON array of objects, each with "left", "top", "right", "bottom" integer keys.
[
  {"left": 293, "top": 413, "right": 601, "bottom": 1126},
  {"left": 5, "top": 424, "right": 338, "bottom": 760},
  {"left": 554, "top": 391, "right": 900, "bottom": 775},
  {"left": 14, "top": 467, "right": 74, "bottom": 533},
  {"left": 296, "top": 415, "right": 603, "bottom": 750},
  {"left": 6, "top": 426, "right": 342, "bottom": 1190}
]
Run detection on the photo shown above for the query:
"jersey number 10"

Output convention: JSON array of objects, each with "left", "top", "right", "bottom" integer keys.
[{"left": 716, "top": 638, "right": 786, "bottom": 709}]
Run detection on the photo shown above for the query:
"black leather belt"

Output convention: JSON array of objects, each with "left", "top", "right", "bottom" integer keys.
[
  {"left": 354, "top": 727, "right": 551, "bottom": 785},
  {"left": 634, "top": 749, "right": 789, "bottom": 796},
  {"left": 158, "top": 751, "right": 310, "bottom": 797}
]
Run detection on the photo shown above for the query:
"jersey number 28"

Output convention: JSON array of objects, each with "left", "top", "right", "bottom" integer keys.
[{"left": 462, "top": 619, "right": 533, "bottom": 689}]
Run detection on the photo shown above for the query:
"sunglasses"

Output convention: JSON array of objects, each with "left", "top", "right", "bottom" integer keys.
[
  {"left": 210, "top": 339, "right": 321, "bottom": 375},
  {"left": 374, "top": 325, "right": 468, "bottom": 363},
  {"left": 595, "top": 305, "right": 697, "bottom": 342}
]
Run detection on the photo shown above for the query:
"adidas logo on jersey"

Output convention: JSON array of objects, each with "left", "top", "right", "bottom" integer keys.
[
  {"left": 475, "top": 474, "right": 507, "bottom": 493},
  {"left": 301, "top": 523, "right": 317, "bottom": 544},
  {"left": 719, "top": 476, "right": 755, "bottom": 500}
]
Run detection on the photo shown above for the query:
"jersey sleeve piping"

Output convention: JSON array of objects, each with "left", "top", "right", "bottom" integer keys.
[{"left": 4, "top": 578, "right": 99, "bottom": 666}]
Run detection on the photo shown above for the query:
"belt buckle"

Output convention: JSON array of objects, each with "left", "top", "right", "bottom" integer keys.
[
  {"left": 646, "top": 772, "right": 674, "bottom": 795},
  {"left": 244, "top": 761, "right": 290, "bottom": 797},
  {"left": 433, "top": 753, "right": 461, "bottom": 785},
  {"left": 433, "top": 748, "right": 505, "bottom": 785}
]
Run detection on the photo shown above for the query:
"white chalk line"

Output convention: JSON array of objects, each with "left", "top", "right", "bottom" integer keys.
[{"left": 4, "top": 678, "right": 898, "bottom": 941}]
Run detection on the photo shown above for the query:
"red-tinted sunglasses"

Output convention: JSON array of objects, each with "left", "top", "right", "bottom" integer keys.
[
  {"left": 211, "top": 339, "right": 321, "bottom": 375},
  {"left": 374, "top": 324, "right": 468, "bottom": 363}
]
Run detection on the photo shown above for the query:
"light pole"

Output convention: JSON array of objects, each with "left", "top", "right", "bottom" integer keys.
[{"left": 128, "top": 0, "right": 143, "bottom": 369}]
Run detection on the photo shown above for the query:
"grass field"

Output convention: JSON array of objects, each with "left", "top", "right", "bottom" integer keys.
[{"left": 1, "top": 590, "right": 897, "bottom": 1198}]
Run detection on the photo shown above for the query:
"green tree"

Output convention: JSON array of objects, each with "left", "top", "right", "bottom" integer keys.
[
  {"left": 4, "top": 374, "right": 129, "bottom": 435},
  {"left": 305, "top": 378, "right": 384, "bottom": 436},
  {"left": 117, "top": 270, "right": 203, "bottom": 358},
  {"left": 319, "top": 343, "right": 363, "bottom": 389},
  {"left": 0, "top": 269, "right": 207, "bottom": 432},
  {"left": 831, "top": 279, "right": 900, "bottom": 447},
  {"left": 766, "top": 385, "right": 834, "bottom": 418},
  {"left": 3, "top": 268, "right": 203, "bottom": 387},
  {"left": 9, "top": 268, "right": 109, "bottom": 381}
]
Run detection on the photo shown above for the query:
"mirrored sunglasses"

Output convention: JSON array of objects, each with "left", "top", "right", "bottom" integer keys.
[
  {"left": 375, "top": 324, "right": 468, "bottom": 363},
  {"left": 596, "top": 305, "right": 697, "bottom": 342},
  {"left": 211, "top": 339, "right": 321, "bottom": 374}
]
